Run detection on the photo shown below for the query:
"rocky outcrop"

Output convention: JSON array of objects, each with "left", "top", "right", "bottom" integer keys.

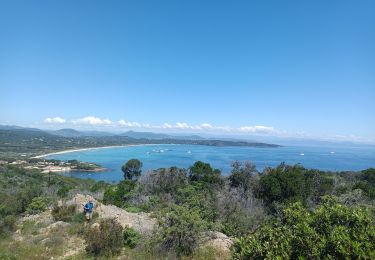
[
  {"left": 201, "top": 231, "right": 233, "bottom": 253},
  {"left": 21, "top": 210, "right": 54, "bottom": 226},
  {"left": 67, "top": 194, "right": 156, "bottom": 234},
  {"left": 14, "top": 212, "right": 86, "bottom": 259},
  {"left": 39, "top": 221, "right": 71, "bottom": 235}
]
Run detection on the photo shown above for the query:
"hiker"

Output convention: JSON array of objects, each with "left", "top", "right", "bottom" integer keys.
[{"left": 84, "top": 197, "right": 94, "bottom": 221}]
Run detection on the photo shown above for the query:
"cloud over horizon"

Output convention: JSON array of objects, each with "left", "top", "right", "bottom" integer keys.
[
  {"left": 10, "top": 115, "right": 365, "bottom": 144},
  {"left": 44, "top": 117, "right": 66, "bottom": 124},
  {"left": 43, "top": 116, "right": 278, "bottom": 135},
  {"left": 41, "top": 116, "right": 375, "bottom": 144},
  {"left": 71, "top": 116, "right": 112, "bottom": 126}
]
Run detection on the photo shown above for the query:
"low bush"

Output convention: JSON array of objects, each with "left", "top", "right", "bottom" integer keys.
[
  {"left": 21, "top": 220, "right": 40, "bottom": 235},
  {"left": 26, "top": 196, "right": 49, "bottom": 214},
  {"left": 229, "top": 161, "right": 258, "bottom": 193},
  {"left": 353, "top": 169, "right": 375, "bottom": 199},
  {"left": 232, "top": 197, "right": 375, "bottom": 259},
  {"left": 103, "top": 180, "right": 136, "bottom": 207},
  {"left": 0, "top": 215, "right": 17, "bottom": 236},
  {"left": 256, "top": 163, "right": 333, "bottom": 211},
  {"left": 141, "top": 167, "right": 188, "bottom": 195},
  {"left": 221, "top": 208, "right": 258, "bottom": 237},
  {"left": 353, "top": 181, "right": 375, "bottom": 198},
  {"left": 139, "top": 195, "right": 160, "bottom": 212},
  {"left": 90, "top": 180, "right": 110, "bottom": 192},
  {"left": 84, "top": 218, "right": 124, "bottom": 257},
  {"left": 71, "top": 212, "right": 85, "bottom": 223},
  {"left": 124, "top": 206, "right": 142, "bottom": 213},
  {"left": 51, "top": 203, "right": 77, "bottom": 222},
  {"left": 153, "top": 204, "right": 207, "bottom": 256},
  {"left": 123, "top": 226, "right": 142, "bottom": 248},
  {"left": 57, "top": 186, "right": 71, "bottom": 198}
]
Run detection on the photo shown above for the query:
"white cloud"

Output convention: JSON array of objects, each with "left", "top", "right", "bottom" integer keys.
[
  {"left": 163, "top": 123, "right": 173, "bottom": 129},
  {"left": 175, "top": 122, "right": 190, "bottom": 129},
  {"left": 118, "top": 120, "right": 142, "bottom": 128},
  {"left": 239, "top": 125, "right": 276, "bottom": 134},
  {"left": 200, "top": 123, "right": 213, "bottom": 130},
  {"left": 39, "top": 116, "right": 374, "bottom": 144},
  {"left": 72, "top": 116, "right": 112, "bottom": 126},
  {"left": 44, "top": 117, "right": 66, "bottom": 124},
  {"left": 45, "top": 116, "right": 279, "bottom": 135}
]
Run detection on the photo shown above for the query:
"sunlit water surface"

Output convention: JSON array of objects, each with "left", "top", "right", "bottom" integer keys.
[{"left": 46, "top": 144, "right": 375, "bottom": 183}]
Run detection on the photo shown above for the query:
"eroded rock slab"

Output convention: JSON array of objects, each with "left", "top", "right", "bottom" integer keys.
[
  {"left": 67, "top": 194, "right": 156, "bottom": 234},
  {"left": 202, "top": 231, "right": 233, "bottom": 253}
]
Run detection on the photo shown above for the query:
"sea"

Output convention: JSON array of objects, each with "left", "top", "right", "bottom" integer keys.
[{"left": 46, "top": 144, "right": 375, "bottom": 183}]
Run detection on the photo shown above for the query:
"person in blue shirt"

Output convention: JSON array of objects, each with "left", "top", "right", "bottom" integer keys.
[{"left": 84, "top": 197, "right": 94, "bottom": 221}]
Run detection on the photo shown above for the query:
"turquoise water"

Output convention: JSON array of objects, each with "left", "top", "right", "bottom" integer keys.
[{"left": 47, "top": 144, "right": 375, "bottom": 183}]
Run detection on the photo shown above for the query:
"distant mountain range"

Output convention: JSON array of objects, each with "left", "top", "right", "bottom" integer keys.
[
  {"left": 48, "top": 128, "right": 113, "bottom": 137},
  {"left": 39, "top": 128, "right": 206, "bottom": 140},
  {"left": 1, "top": 125, "right": 372, "bottom": 148},
  {"left": 0, "top": 125, "right": 280, "bottom": 158}
]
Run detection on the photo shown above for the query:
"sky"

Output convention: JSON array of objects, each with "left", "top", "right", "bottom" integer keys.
[{"left": 0, "top": 0, "right": 374, "bottom": 143}]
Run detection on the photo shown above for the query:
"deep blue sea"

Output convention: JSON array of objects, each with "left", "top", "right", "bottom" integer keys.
[{"left": 46, "top": 144, "right": 375, "bottom": 183}]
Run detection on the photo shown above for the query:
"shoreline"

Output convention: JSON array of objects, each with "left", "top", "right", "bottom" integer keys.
[{"left": 32, "top": 144, "right": 176, "bottom": 159}]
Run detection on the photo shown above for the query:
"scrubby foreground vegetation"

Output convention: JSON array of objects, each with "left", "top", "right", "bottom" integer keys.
[{"left": 0, "top": 161, "right": 374, "bottom": 259}]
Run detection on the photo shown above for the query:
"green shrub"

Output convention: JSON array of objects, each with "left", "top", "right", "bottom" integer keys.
[
  {"left": 362, "top": 168, "right": 375, "bottom": 184},
  {"left": 221, "top": 208, "right": 258, "bottom": 237},
  {"left": 229, "top": 161, "right": 257, "bottom": 193},
  {"left": 57, "top": 186, "right": 71, "bottom": 198},
  {"left": 189, "top": 161, "right": 223, "bottom": 187},
  {"left": 353, "top": 168, "right": 375, "bottom": 199},
  {"left": 92, "top": 212, "right": 99, "bottom": 220},
  {"left": 232, "top": 197, "right": 375, "bottom": 259},
  {"left": 140, "top": 195, "right": 160, "bottom": 212},
  {"left": 26, "top": 196, "right": 49, "bottom": 214},
  {"left": 124, "top": 206, "right": 142, "bottom": 213},
  {"left": 21, "top": 220, "right": 40, "bottom": 235},
  {"left": 153, "top": 204, "right": 207, "bottom": 256},
  {"left": 71, "top": 212, "right": 85, "bottom": 223},
  {"left": 51, "top": 203, "right": 77, "bottom": 222},
  {"left": 176, "top": 184, "right": 218, "bottom": 223},
  {"left": 0, "top": 215, "right": 17, "bottom": 236},
  {"left": 256, "top": 164, "right": 333, "bottom": 210},
  {"left": 14, "top": 185, "right": 43, "bottom": 214},
  {"left": 143, "top": 167, "right": 188, "bottom": 195},
  {"left": 123, "top": 226, "right": 142, "bottom": 248},
  {"left": 0, "top": 252, "right": 17, "bottom": 260},
  {"left": 90, "top": 180, "right": 110, "bottom": 192},
  {"left": 103, "top": 180, "right": 136, "bottom": 207},
  {"left": 84, "top": 218, "right": 124, "bottom": 257}
]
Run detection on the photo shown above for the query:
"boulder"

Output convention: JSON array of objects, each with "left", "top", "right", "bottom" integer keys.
[{"left": 201, "top": 231, "right": 233, "bottom": 253}]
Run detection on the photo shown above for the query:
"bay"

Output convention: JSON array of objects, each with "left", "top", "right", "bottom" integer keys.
[{"left": 46, "top": 144, "right": 375, "bottom": 183}]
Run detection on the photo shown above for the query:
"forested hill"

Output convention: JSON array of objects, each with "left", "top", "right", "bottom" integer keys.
[{"left": 0, "top": 126, "right": 280, "bottom": 159}]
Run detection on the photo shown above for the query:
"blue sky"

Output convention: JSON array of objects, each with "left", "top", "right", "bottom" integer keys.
[{"left": 0, "top": 1, "right": 374, "bottom": 143}]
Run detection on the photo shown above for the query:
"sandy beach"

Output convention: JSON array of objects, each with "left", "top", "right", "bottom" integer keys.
[{"left": 32, "top": 144, "right": 161, "bottom": 159}]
